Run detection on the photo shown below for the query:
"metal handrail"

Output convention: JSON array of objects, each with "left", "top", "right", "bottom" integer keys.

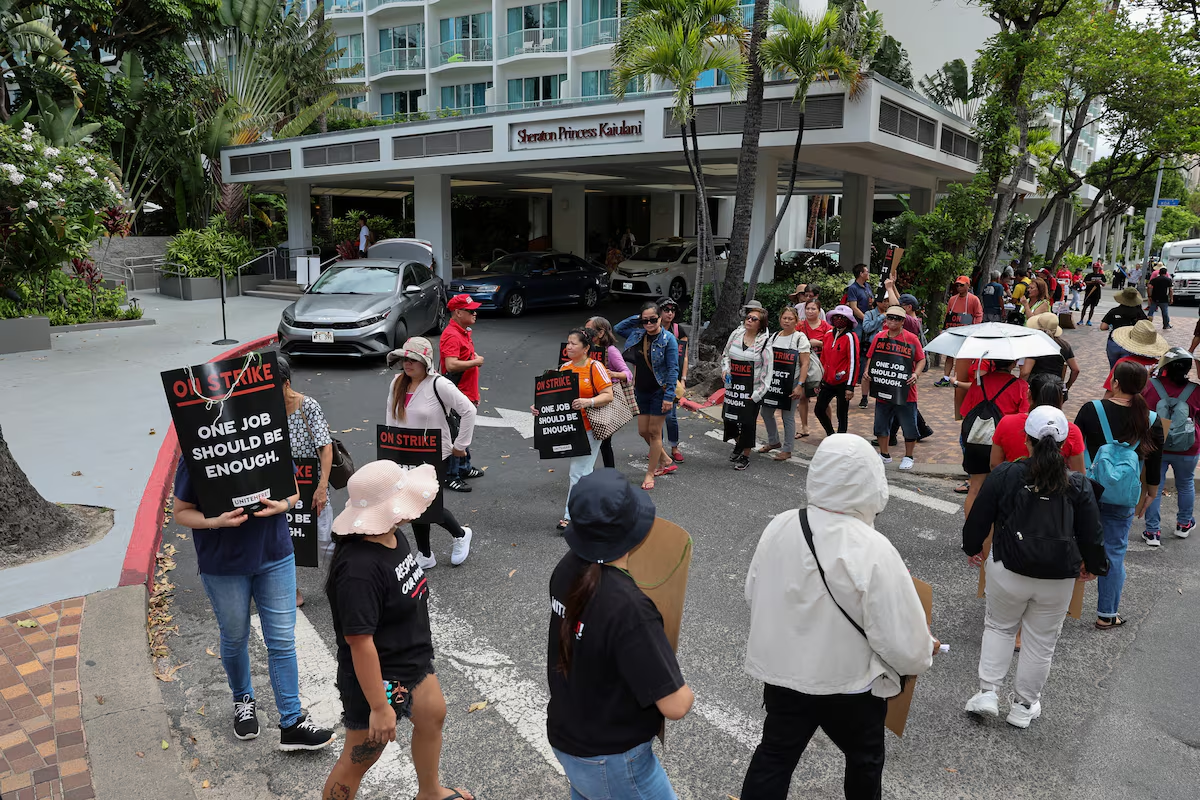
[{"left": 154, "top": 248, "right": 278, "bottom": 296}]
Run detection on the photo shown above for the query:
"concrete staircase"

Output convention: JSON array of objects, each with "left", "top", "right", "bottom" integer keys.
[{"left": 244, "top": 278, "right": 306, "bottom": 302}]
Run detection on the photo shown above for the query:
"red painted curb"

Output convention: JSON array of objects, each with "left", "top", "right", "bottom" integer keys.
[
  {"left": 118, "top": 334, "right": 279, "bottom": 588},
  {"left": 680, "top": 387, "right": 723, "bottom": 412}
]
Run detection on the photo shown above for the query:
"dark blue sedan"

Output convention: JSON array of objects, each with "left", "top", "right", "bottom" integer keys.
[{"left": 446, "top": 252, "right": 610, "bottom": 317}]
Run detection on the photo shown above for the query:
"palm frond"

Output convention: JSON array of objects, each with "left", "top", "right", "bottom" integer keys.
[{"left": 760, "top": 6, "right": 855, "bottom": 107}]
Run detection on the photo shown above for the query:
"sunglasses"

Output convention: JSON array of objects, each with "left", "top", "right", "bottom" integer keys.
[
  {"left": 886, "top": 315, "right": 904, "bottom": 321},
  {"left": 746, "top": 315, "right": 762, "bottom": 323},
  {"left": 641, "top": 317, "right": 659, "bottom": 325}
]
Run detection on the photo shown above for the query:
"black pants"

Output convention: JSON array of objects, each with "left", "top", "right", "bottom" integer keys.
[
  {"left": 723, "top": 401, "right": 761, "bottom": 451},
  {"left": 741, "top": 684, "right": 887, "bottom": 800},
  {"left": 411, "top": 456, "right": 466, "bottom": 556},
  {"left": 600, "top": 436, "right": 615, "bottom": 469},
  {"left": 814, "top": 383, "right": 851, "bottom": 435},
  {"left": 1082, "top": 298, "right": 1100, "bottom": 322}
]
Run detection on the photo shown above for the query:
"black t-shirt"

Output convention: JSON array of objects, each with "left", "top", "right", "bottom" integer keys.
[
  {"left": 1030, "top": 340, "right": 1074, "bottom": 378},
  {"left": 1084, "top": 272, "right": 1105, "bottom": 302},
  {"left": 328, "top": 537, "right": 433, "bottom": 690},
  {"left": 546, "top": 554, "right": 685, "bottom": 757},
  {"left": 1073, "top": 399, "right": 1164, "bottom": 487},
  {"left": 669, "top": 323, "right": 689, "bottom": 363},
  {"left": 631, "top": 335, "right": 662, "bottom": 393},
  {"left": 1149, "top": 275, "right": 1173, "bottom": 303},
  {"left": 1100, "top": 304, "right": 1148, "bottom": 334}
]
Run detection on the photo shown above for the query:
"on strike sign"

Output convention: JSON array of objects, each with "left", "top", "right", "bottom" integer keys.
[
  {"left": 376, "top": 426, "right": 444, "bottom": 524},
  {"left": 161, "top": 351, "right": 295, "bottom": 514},
  {"left": 534, "top": 372, "right": 591, "bottom": 459},
  {"left": 723, "top": 359, "right": 756, "bottom": 423},
  {"left": 289, "top": 458, "right": 320, "bottom": 568},
  {"left": 867, "top": 336, "right": 917, "bottom": 405},
  {"left": 558, "top": 341, "right": 605, "bottom": 366},
  {"left": 762, "top": 348, "right": 798, "bottom": 410}
]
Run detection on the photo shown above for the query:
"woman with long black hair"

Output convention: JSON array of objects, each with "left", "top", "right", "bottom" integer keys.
[
  {"left": 964, "top": 410, "right": 1109, "bottom": 728},
  {"left": 721, "top": 303, "right": 774, "bottom": 471},
  {"left": 585, "top": 316, "right": 632, "bottom": 471}
]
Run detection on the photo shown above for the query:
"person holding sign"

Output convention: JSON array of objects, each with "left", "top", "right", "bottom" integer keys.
[
  {"left": 814, "top": 305, "right": 860, "bottom": 438},
  {"left": 547, "top": 469, "right": 693, "bottom": 798},
  {"left": 758, "top": 306, "right": 809, "bottom": 461},
  {"left": 722, "top": 303, "right": 774, "bottom": 471},
  {"left": 741, "top": 435, "right": 937, "bottom": 799},
  {"left": 962, "top": 407, "right": 1108, "bottom": 728},
  {"left": 862, "top": 307, "right": 926, "bottom": 470},
  {"left": 386, "top": 337, "right": 478, "bottom": 569},
  {"left": 615, "top": 303, "right": 680, "bottom": 490}
]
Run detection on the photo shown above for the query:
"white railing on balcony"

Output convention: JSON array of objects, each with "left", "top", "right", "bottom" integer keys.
[
  {"left": 436, "top": 38, "right": 493, "bottom": 65},
  {"left": 501, "top": 27, "right": 567, "bottom": 58},
  {"left": 365, "top": 0, "right": 422, "bottom": 10},
  {"left": 329, "top": 55, "right": 365, "bottom": 71},
  {"left": 325, "top": 0, "right": 364, "bottom": 13},
  {"left": 369, "top": 47, "right": 425, "bottom": 75},
  {"left": 577, "top": 18, "right": 620, "bottom": 48}
]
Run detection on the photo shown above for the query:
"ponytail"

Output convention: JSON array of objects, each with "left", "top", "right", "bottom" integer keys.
[
  {"left": 557, "top": 562, "right": 603, "bottom": 676},
  {"left": 1113, "top": 360, "right": 1153, "bottom": 457},
  {"left": 1026, "top": 433, "right": 1069, "bottom": 494}
]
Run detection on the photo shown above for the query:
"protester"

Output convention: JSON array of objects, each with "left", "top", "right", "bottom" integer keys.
[
  {"left": 321, "top": 461, "right": 475, "bottom": 800},
  {"left": 981, "top": 271, "right": 1006, "bottom": 323},
  {"left": 1141, "top": 347, "right": 1200, "bottom": 544},
  {"left": 1191, "top": 317, "right": 1200, "bottom": 354},
  {"left": 276, "top": 355, "right": 334, "bottom": 608},
  {"left": 1074, "top": 361, "right": 1164, "bottom": 629},
  {"left": 615, "top": 303, "right": 680, "bottom": 490},
  {"left": 1104, "top": 320, "right": 1170, "bottom": 394},
  {"left": 1069, "top": 268, "right": 1084, "bottom": 311},
  {"left": 1019, "top": 277, "right": 1052, "bottom": 324},
  {"left": 171, "top": 451, "right": 335, "bottom": 750},
  {"left": 741, "top": 434, "right": 936, "bottom": 799},
  {"left": 585, "top": 316, "right": 632, "bottom": 471},
  {"left": 956, "top": 360, "right": 1030, "bottom": 514},
  {"left": 722, "top": 302, "right": 774, "bottom": 471},
  {"left": 991, "top": 373, "right": 1086, "bottom": 472},
  {"left": 857, "top": 291, "right": 890, "bottom": 408},
  {"left": 658, "top": 297, "right": 688, "bottom": 466},
  {"left": 547, "top": 469, "right": 693, "bottom": 798},
  {"left": 934, "top": 277, "right": 983, "bottom": 387},
  {"left": 1081, "top": 262, "right": 1106, "bottom": 326},
  {"left": 845, "top": 264, "right": 874, "bottom": 333},
  {"left": 801, "top": 298, "right": 832, "bottom": 346},
  {"left": 814, "top": 305, "right": 859, "bottom": 437},
  {"left": 796, "top": 300, "right": 829, "bottom": 439},
  {"left": 357, "top": 215, "right": 371, "bottom": 257},
  {"left": 962, "top": 407, "right": 1107, "bottom": 728},
  {"left": 1099, "top": 288, "right": 1149, "bottom": 368},
  {"left": 789, "top": 283, "right": 827, "bottom": 322},
  {"left": 386, "top": 337, "right": 478, "bottom": 567},
  {"left": 862, "top": 306, "right": 926, "bottom": 470},
  {"left": 1146, "top": 267, "right": 1174, "bottom": 330},
  {"left": 1020, "top": 314, "right": 1080, "bottom": 400},
  {"left": 604, "top": 240, "right": 624, "bottom": 273},
  {"left": 1112, "top": 263, "right": 1126, "bottom": 290},
  {"left": 759, "top": 306, "right": 809, "bottom": 461},
  {"left": 439, "top": 294, "right": 486, "bottom": 486}
]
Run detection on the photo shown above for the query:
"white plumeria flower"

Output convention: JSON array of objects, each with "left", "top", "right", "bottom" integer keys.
[
  {"left": 21, "top": 143, "right": 33, "bottom": 152},
  {"left": 76, "top": 157, "right": 88, "bottom": 166},
  {"left": 25, "top": 200, "right": 38, "bottom": 210},
  {"left": 8, "top": 172, "right": 24, "bottom": 185},
  {"left": 47, "top": 172, "right": 62, "bottom": 184},
  {"left": 20, "top": 123, "right": 34, "bottom": 140},
  {"left": 44, "top": 147, "right": 59, "bottom": 157},
  {"left": 84, "top": 166, "right": 98, "bottom": 178},
  {"left": 40, "top": 181, "right": 51, "bottom": 189}
]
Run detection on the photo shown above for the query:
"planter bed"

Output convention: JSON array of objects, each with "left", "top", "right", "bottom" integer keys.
[
  {"left": 157, "top": 273, "right": 270, "bottom": 301},
  {"left": 0, "top": 315, "right": 51, "bottom": 354}
]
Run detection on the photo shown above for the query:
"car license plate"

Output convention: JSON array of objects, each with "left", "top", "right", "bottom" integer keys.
[
  {"left": 621, "top": 282, "right": 634, "bottom": 290},
  {"left": 312, "top": 330, "right": 334, "bottom": 343}
]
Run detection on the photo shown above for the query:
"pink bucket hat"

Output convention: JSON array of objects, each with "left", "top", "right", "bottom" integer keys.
[
  {"left": 332, "top": 461, "right": 440, "bottom": 535},
  {"left": 827, "top": 304, "right": 856, "bottom": 325}
]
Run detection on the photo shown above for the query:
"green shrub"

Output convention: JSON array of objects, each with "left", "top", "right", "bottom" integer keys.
[
  {"left": 330, "top": 210, "right": 400, "bottom": 245},
  {"left": 683, "top": 277, "right": 852, "bottom": 326},
  {"left": 1062, "top": 252, "right": 1091, "bottom": 273},
  {"left": 0, "top": 269, "right": 143, "bottom": 325},
  {"left": 166, "top": 221, "right": 257, "bottom": 278}
]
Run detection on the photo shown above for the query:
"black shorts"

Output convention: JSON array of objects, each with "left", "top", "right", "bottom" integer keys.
[
  {"left": 961, "top": 442, "right": 993, "bottom": 476},
  {"left": 340, "top": 662, "right": 435, "bottom": 730}
]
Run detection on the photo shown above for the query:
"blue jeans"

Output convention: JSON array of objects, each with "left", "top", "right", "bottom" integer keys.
[
  {"left": 663, "top": 403, "right": 680, "bottom": 447},
  {"left": 1106, "top": 337, "right": 1128, "bottom": 369},
  {"left": 564, "top": 430, "right": 602, "bottom": 521},
  {"left": 1097, "top": 502, "right": 1135, "bottom": 620},
  {"left": 553, "top": 741, "right": 677, "bottom": 800},
  {"left": 448, "top": 448, "right": 472, "bottom": 479},
  {"left": 1147, "top": 300, "right": 1170, "bottom": 327},
  {"left": 200, "top": 554, "right": 302, "bottom": 728},
  {"left": 1145, "top": 453, "right": 1198, "bottom": 532}
]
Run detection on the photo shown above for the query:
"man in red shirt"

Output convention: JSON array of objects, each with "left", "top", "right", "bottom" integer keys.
[
  {"left": 440, "top": 294, "right": 486, "bottom": 485},
  {"left": 863, "top": 307, "right": 927, "bottom": 469},
  {"left": 934, "top": 276, "right": 983, "bottom": 388}
]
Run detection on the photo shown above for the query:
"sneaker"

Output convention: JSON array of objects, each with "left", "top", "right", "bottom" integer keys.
[
  {"left": 899, "top": 456, "right": 915, "bottom": 471},
  {"left": 416, "top": 552, "right": 437, "bottom": 570},
  {"left": 965, "top": 690, "right": 999, "bottom": 718},
  {"left": 730, "top": 446, "right": 741, "bottom": 462},
  {"left": 880, "top": 453, "right": 893, "bottom": 464},
  {"left": 733, "top": 454, "right": 750, "bottom": 471},
  {"left": 233, "top": 694, "right": 259, "bottom": 740},
  {"left": 1142, "top": 530, "right": 1161, "bottom": 547},
  {"left": 1164, "top": 325, "right": 1173, "bottom": 330},
  {"left": 278, "top": 714, "right": 335, "bottom": 752},
  {"left": 445, "top": 477, "right": 472, "bottom": 493},
  {"left": 858, "top": 396, "right": 869, "bottom": 409},
  {"left": 934, "top": 377, "right": 952, "bottom": 387},
  {"left": 1176, "top": 519, "right": 1195, "bottom": 538},
  {"left": 1006, "top": 698, "right": 1042, "bottom": 729},
  {"left": 463, "top": 467, "right": 486, "bottom": 479},
  {"left": 1086, "top": 321, "right": 1093, "bottom": 326},
  {"left": 451, "top": 527, "right": 472, "bottom": 566}
]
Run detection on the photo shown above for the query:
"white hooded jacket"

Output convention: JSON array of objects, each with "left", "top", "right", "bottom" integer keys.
[{"left": 744, "top": 434, "right": 934, "bottom": 698}]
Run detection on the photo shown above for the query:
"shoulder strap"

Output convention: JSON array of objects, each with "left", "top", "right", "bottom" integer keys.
[
  {"left": 984, "top": 376, "right": 1018, "bottom": 405},
  {"left": 1093, "top": 399, "right": 1118, "bottom": 446},
  {"left": 1151, "top": 377, "right": 1168, "bottom": 401},
  {"left": 798, "top": 509, "right": 867, "bottom": 640},
  {"left": 1181, "top": 383, "right": 1197, "bottom": 403},
  {"left": 297, "top": 398, "right": 316, "bottom": 445},
  {"left": 431, "top": 375, "right": 451, "bottom": 420}
]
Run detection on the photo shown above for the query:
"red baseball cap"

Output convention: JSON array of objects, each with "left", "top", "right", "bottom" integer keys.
[
  {"left": 955, "top": 275, "right": 971, "bottom": 285},
  {"left": 448, "top": 293, "right": 481, "bottom": 311}
]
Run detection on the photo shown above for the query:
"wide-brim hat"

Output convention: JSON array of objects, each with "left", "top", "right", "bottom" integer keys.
[
  {"left": 1112, "top": 319, "right": 1170, "bottom": 359},
  {"left": 741, "top": 300, "right": 766, "bottom": 315},
  {"left": 1026, "top": 312, "right": 1062, "bottom": 338},
  {"left": 563, "top": 469, "right": 656, "bottom": 564},
  {"left": 386, "top": 335, "right": 435, "bottom": 370},
  {"left": 332, "top": 461, "right": 440, "bottom": 535},
  {"left": 1114, "top": 287, "right": 1143, "bottom": 306},
  {"left": 827, "top": 304, "right": 856, "bottom": 325},
  {"left": 787, "top": 284, "right": 808, "bottom": 303}
]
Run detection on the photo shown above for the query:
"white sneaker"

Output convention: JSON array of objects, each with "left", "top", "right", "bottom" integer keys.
[
  {"left": 451, "top": 527, "right": 472, "bottom": 566},
  {"left": 899, "top": 456, "right": 915, "bottom": 470},
  {"left": 965, "top": 690, "right": 999, "bottom": 718},
  {"left": 1006, "top": 698, "right": 1042, "bottom": 728},
  {"left": 880, "top": 453, "right": 893, "bottom": 464},
  {"left": 416, "top": 552, "right": 437, "bottom": 570}
]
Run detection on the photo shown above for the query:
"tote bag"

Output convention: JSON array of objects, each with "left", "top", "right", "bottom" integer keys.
[{"left": 584, "top": 361, "right": 635, "bottom": 439}]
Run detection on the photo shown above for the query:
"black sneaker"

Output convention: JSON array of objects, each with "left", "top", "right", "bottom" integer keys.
[
  {"left": 233, "top": 694, "right": 259, "bottom": 740},
  {"left": 729, "top": 447, "right": 741, "bottom": 462},
  {"left": 858, "top": 396, "right": 869, "bottom": 409},
  {"left": 446, "top": 477, "right": 472, "bottom": 492},
  {"left": 733, "top": 454, "right": 750, "bottom": 471},
  {"left": 279, "top": 713, "right": 334, "bottom": 752},
  {"left": 463, "top": 467, "right": 486, "bottom": 479}
]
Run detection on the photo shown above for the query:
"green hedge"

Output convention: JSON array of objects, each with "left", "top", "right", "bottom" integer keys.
[
  {"left": 166, "top": 221, "right": 257, "bottom": 278},
  {"left": 0, "top": 270, "right": 143, "bottom": 325},
  {"left": 684, "top": 273, "right": 855, "bottom": 325}
]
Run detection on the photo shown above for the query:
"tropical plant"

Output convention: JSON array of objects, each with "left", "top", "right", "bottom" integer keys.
[
  {"left": 829, "top": 0, "right": 882, "bottom": 73},
  {"left": 0, "top": 0, "right": 82, "bottom": 119},
  {"left": 869, "top": 34, "right": 912, "bottom": 88},
  {"left": 613, "top": 0, "right": 748, "bottom": 368},
  {"left": 165, "top": 218, "right": 257, "bottom": 277},
  {"left": 918, "top": 58, "right": 984, "bottom": 123},
  {"left": 331, "top": 210, "right": 399, "bottom": 244}
]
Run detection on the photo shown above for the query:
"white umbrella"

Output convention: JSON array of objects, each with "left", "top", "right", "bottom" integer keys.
[{"left": 925, "top": 323, "right": 1059, "bottom": 359}]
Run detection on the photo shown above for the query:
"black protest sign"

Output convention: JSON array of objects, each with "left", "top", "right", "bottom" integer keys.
[
  {"left": 162, "top": 351, "right": 295, "bottom": 515},
  {"left": 723, "top": 359, "right": 756, "bottom": 423},
  {"left": 558, "top": 341, "right": 606, "bottom": 366},
  {"left": 534, "top": 371, "right": 592, "bottom": 459},
  {"left": 762, "top": 348, "right": 799, "bottom": 410},
  {"left": 376, "top": 426, "right": 444, "bottom": 524},
  {"left": 289, "top": 458, "right": 320, "bottom": 568},
  {"left": 867, "top": 336, "right": 916, "bottom": 406}
]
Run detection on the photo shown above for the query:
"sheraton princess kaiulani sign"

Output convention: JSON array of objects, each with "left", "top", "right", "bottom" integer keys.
[{"left": 510, "top": 112, "right": 645, "bottom": 150}]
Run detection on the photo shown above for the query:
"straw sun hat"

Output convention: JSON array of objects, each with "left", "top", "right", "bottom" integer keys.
[
  {"left": 1114, "top": 287, "right": 1143, "bottom": 306},
  {"left": 332, "top": 461, "right": 440, "bottom": 535},
  {"left": 1112, "top": 319, "right": 1171, "bottom": 359},
  {"left": 1026, "top": 312, "right": 1062, "bottom": 338}
]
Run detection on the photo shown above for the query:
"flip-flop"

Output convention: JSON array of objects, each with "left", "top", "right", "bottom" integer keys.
[
  {"left": 795, "top": 432, "right": 810, "bottom": 439},
  {"left": 757, "top": 443, "right": 781, "bottom": 453},
  {"left": 556, "top": 519, "right": 569, "bottom": 531},
  {"left": 954, "top": 481, "right": 970, "bottom": 494},
  {"left": 654, "top": 464, "right": 678, "bottom": 476},
  {"left": 672, "top": 451, "right": 684, "bottom": 463},
  {"left": 1095, "top": 615, "right": 1126, "bottom": 630},
  {"left": 641, "top": 477, "right": 655, "bottom": 491},
  {"left": 412, "top": 791, "right": 473, "bottom": 800}
]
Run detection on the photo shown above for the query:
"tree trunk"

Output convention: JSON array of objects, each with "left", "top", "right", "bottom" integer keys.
[
  {"left": 0, "top": 424, "right": 81, "bottom": 562},
  {"left": 976, "top": 102, "right": 1030, "bottom": 280},
  {"left": 681, "top": 123, "right": 706, "bottom": 372},
  {"left": 747, "top": 112, "right": 806, "bottom": 301}
]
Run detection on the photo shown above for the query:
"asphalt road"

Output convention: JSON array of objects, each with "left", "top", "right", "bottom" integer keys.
[{"left": 157, "top": 298, "right": 1200, "bottom": 799}]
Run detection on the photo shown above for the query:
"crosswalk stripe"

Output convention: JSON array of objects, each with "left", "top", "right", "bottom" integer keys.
[{"left": 691, "top": 698, "right": 762, "bottom": 750}]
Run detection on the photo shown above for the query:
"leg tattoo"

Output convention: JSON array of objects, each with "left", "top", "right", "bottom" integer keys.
[{"left": 349, "top": 740, "right": 387, "bottom": 765}]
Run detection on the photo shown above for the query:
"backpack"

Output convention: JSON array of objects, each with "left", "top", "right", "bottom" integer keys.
[
  {"left": 962, "top": 376, "right": 1017, "bottom": 446},
  {"left": 998, "top": 477, "right": 1081, "bottom": 580},
  {"left": 1150, "top": 378, "right": 1196, "bottom": 452},
  {"left": 1086, "top": 399, "right": 1155, "bottom": 508}
]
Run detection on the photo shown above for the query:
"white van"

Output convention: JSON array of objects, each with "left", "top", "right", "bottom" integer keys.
[{"left": 1164, "top": 239, "right": 1200, "bottom": 301}]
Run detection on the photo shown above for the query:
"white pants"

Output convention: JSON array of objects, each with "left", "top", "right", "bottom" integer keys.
[
  {"left": 978, "top": 556, "right": 1074, "bottom": 706},
  {"left": 564, "top": 431, "right": 602, "bottom": 520}
]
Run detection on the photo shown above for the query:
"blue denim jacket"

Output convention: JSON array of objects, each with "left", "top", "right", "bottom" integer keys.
[{"left": 614, "top": 315, "right": 680, "bottom": 402}]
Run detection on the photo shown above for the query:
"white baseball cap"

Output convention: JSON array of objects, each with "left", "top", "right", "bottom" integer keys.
[{"left": 1024, "top": 405, "right": 1069, "bottom": 444}]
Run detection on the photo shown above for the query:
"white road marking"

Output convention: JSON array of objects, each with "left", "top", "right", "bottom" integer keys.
[
  {"left": 691, "top": 698, "right": 763, "bottom": 750},
  {"left": 474, "top": 407, "right": 535, "bottom": 439},
  {"left": 887, "top": 487, "right": 960, "bottom": 515}
]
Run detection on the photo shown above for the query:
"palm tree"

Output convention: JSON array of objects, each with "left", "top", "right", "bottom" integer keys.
[
  {"left": 918, "top": 58, "right": 983, "bottom": 123},
  {"left": 613, "top": 0, "right": 748, "bottom": 368},
  {"left": 0, "top": 0, "right": 82, "bottom": 120},
  {"left": 746, "top": 6, "right": 857, "bottom": 300}
]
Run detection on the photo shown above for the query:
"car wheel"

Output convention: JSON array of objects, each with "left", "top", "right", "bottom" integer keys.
[
  {"left": 581, "top": 286, "right": 599, "bottom": 308},
  {"left": 504, "top": 291, "right": 525, "bottom": 317},
  {"left": 390, "top": 320, "right": 408, "bottom": 351},
  {"left": 432, "top": 303, "right": 449, "bottom": 333},
  {"left": 669, "top": 278, "right": 687, "bottom": 303}
]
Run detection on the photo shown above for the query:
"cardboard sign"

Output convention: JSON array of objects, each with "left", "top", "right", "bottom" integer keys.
[
  {"left": 558, "top": 342, "right": 606, "bottom": 366},
  {"left": 376, "top": 425, "right": 444, "bottom": 524},
  {"left": 534, "top": 372, "right": 592, "bottom": 459},
  {"left": 161, "top": 351, "right": 295, "bottom": 514},
  {"left": 867, "top": 336, "right": 915, "bottom": 406},
  {"left": 723, "top": 358, "right": 756, "bottom": 423},
  {"left": 289, "top": 458, "right": 320, "bottom": 568},
  {"left": 885, "top": 577, "right": 931, "bottom": 737},
  {"left": 762, "top": 348, "right": 799, "bottom": 410}
]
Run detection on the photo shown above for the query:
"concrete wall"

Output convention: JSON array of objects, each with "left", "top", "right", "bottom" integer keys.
[{"left": 87, "top": 236, "right": 172, "bottom": 265}]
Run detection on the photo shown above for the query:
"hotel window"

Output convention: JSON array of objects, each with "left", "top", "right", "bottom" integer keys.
[
  {"left": 379, "top": 24, "right": 424, "bottom": 53},
  {"left": 507, "top": 73, "right": 566, "bottom": 106},
  {"left": 696, "top": 69, "right": 729, "bottom": 89},
  {"left": 440, "top": 82, "right": 492, "bottom": 113},
  {"left": 380, "top": 89, "right": 425, "bottom": 118},
  {"left": 507, "top": 1, "right": 566, "bottom": 33},
  {"left": 581, "top": 69, "right": 644, "bottom": 97},
  {"left": 337, "top": 95, "right": 366, "bottom": 110},
  {"left": 581, "top": 0, "right": 618, "bottom": 24},
  {"left": 440, "top": 13, "right": 492, "bottom": 42},
  {"left": 331, "top": 34, "right": 363, "bottom": 69}
]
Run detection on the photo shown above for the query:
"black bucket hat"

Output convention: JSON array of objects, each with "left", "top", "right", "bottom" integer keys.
[
  {"left": 657, "top": 296, "right": 679, "bottom": 311},
  {"left": 564, "top": 469, "right": 656, "bottom": 563}
]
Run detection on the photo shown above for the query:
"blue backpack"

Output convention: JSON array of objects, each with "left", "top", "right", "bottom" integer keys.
[{"left": 1085, "top": 400, "right": 1155, "bottom": 508}]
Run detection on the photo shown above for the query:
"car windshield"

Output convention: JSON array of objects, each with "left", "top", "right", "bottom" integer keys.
[
  {"left": 481, "top": 255, "right": 535, "bottom": 275},
  {"left": 310, "top": 264, "right": 398, "bottom": 294},
  {"left": 1177, "top": 258, "right": 1200, "bottom": 273},
  {"left": 630, "top": 242, "right": 688, "bottom": 262}
]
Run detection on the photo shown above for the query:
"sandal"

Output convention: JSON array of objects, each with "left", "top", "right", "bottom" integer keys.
[
  {"left": 757, "top": 443, "right": 781, "bottom": 453},
  {"left": 654, "top": 464, "right": 678, "bottom": 476},
  {"left": 774, "top": 452, "right": 792, "bottom": 461},
  {"left": 556, "top": 519, "right": 569, "bottom": 531},
  {"left": 1095, "top": 615, "right": 1126, "bottom": 630},
  {"left": 672, "top": 450, "right": 684, "bottom": 463},
  {"left": 954, "top": 481, "right": 970, "bottom": 494},
  {"left": 795, "top": 431, "right": 810, "bottom": 439},
  {"left": 641, "top": 477, "right": 655, "bottom": 491}
]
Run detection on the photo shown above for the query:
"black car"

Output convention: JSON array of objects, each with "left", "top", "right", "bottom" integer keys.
[{"left": 447, "top": 252, "right": 610, "bottom": 317}]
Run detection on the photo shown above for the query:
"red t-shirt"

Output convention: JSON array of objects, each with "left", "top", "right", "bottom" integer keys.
[
  {"left": 803, "top": 319, "right": 832, "bottom": 343},
  {"left": 866, "top": 330, "right": 925, "bottom": 403},
  {"left": 959, "top": 371, "right": 1030, "bottom": 419},
  {"left": 993, "top": 412, "right": 1085, "bottom": 461},
  {"left": 438, "top": 320, "right": 479, "bottom": 403},
  {"left": 1102, "top": 355, "right": 1159, "bottom": 391}
]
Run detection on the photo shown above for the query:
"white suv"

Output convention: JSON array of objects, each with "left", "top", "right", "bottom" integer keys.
[{"left": 611, "top": 237, "right": 729, "bottom": 302}]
